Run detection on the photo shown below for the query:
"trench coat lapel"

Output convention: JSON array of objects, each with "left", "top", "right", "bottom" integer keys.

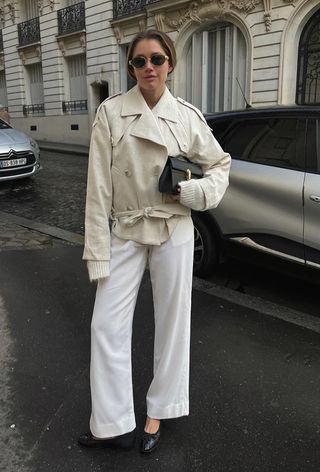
[
  {"left": 120, "top": 85, "right": 165, "bottom": 147},
  {"left": 130, "top": 114, "right": 166, "bottom": 147},
  {"left": 153, "top": 87, "right": 189, "bottom": 154},
  {"left": 120, "top": 86, "right": 188, "bottom": 152}
]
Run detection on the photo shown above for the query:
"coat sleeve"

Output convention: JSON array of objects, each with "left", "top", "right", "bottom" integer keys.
[
  {"left": 82, "top": 105, "right": 113, "bottom": 281},
  {"left": 179, "top": 113, "right": 231, "bottom": 211}
]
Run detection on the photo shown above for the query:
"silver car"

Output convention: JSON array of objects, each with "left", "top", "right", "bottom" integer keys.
[
  {"left": 192, "top": 106, "right": 320, "bottom": 277},
  {"left": 0, "top": 118, "right": 41, "bottom": 181}
]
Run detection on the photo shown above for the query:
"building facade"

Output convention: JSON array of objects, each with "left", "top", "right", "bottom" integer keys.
[{"left": 0, "top": 0, "right": 319, "bottom": 145}]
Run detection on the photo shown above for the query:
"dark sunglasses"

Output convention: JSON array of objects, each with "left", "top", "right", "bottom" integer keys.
[{"left": 129, "top": 54, "right": 169, "bottom": 69}]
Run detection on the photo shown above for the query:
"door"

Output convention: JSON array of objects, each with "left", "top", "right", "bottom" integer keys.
[
  {"left": 304, "top": 118, "right": 320, "bottom": 267},
  {"left": 211, "top": 115, "right": 306, "bottom": 263}
]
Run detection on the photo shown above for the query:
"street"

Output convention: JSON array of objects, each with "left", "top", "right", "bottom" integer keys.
[
  {"left": 0, "top": 150, "right": 320, "bottom": 471},
  {"left": 1, "top": 149, "right": 319, "bottom": 318},
  {"left": 0, "top": 150, "right": 87, "bottom": 235}
]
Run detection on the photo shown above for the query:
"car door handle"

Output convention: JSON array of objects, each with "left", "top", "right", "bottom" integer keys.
[{"left": 309, "top": 195, "right": 320, "bottom": 203}]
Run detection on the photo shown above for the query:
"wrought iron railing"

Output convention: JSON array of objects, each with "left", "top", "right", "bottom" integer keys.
[
  {"left": 18, "top": 17, "right": 40, "bottom": 47},
  {"left": 62, "top": 100, "right": 87, "bottom": 112},
  {"left": 58, "top": 2, "right": 85, "bottom": 35},
  {"left": 113, "top": 0, "right": 160, "bottom": 19},
  {"left": 23, "top": 103, "right": 45, "bottom": 115},
  {"left": 0, "top": 30, "right": 3, "bottom": 52}
]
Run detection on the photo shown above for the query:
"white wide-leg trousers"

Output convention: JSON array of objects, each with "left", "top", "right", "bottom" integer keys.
[{"left": 89, "top": 222, "right": 194, "bottom": 438}]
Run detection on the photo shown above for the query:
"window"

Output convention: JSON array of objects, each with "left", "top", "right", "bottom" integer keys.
[
  {"left": 24, "top": 63, "right": 44, "bottom": 115},
  {"left": 306, "top": 119, "right": 318, "bottom": 173},
  {"left": 185, "top": 23, "right": 247, "bottom": 113},
  {"left": 69, "top": 55, "right": 86, "bottom": 100},
  {"left": 64, "top": 54, "right": 87, "bottom": 113},
  {"left": 0, "top": 71, "right": 8, "bottom": 108},
  {"left": 120, "top": 44, "right": 136, "bottom": 92},
  {"left": 25, "top": 0, "right": 39, "bottom": 20},
  {"left": 221, "top": 118, "right": 307, "bottom": 171},
  {"left": 29, "top": 63, "right": 44, "bottom": 104},
  {"left": 18, "top": 0, "right": 40, "bottom": 46},
  {"left": 296, "top": 9, "right": 320, "bottom": 105}
]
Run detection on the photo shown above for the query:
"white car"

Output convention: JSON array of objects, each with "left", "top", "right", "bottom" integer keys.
[
  {"left": 0, "top": 118, "right": 41, "bottom": 181},
  {"left": 192, "top": 106, "right": 320, "bottom": 277}
]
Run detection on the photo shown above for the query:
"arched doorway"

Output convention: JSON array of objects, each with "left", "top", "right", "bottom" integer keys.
[{"left": 296, "top": 9, "right": 320, "bottom": 105}]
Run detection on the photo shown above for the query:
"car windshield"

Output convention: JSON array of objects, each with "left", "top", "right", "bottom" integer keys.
[{"left": 0, "top": 119, "right": 11, "bottom": 129}]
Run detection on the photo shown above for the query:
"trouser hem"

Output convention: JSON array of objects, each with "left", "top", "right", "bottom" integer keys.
[
  {"left": 89, "top": 414, "right": 136, "bottom": 438},
  {"left": 147, "top": 401, "right": 189, "bottom": 420}
]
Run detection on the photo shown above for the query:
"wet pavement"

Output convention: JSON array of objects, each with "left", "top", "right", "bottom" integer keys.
[
  {"left": 1, "top": 246, "right": 320, "bottom": 472},
  {"left": 1, "top": 147, "right": 320, "bottom": 471},
  {"left": 0, "top": 149, "right": 87, "bottom": 251},
  {"left": 0, "top": 212, "right": 76, "bottom": 250},
  {"left": 0, "top": 150, "right": 87, "bottom": 235}
]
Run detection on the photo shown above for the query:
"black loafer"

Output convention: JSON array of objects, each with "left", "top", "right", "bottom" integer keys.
[
  {"left": 140, "top": 426, "right": 161, "bottom": 454},
  {"left": 78, "top": 429, "right": 136, "bottom": 450}
]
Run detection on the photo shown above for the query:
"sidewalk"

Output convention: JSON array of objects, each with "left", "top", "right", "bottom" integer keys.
[
  {"left": 0, "top": 245, "right": 320, "bottom": 472},
  {"left": 37, "top": 140, "right": 89, "bottom": 156},
  {"left": 0, "top": 211, "right": 83, "bottom": 251}
]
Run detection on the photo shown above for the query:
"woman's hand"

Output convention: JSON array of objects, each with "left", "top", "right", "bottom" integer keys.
[{"left": 172, "top": 185, "right": 181, "bottom": 201}]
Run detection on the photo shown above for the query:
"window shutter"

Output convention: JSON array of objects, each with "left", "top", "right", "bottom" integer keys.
[
  {"left": 29, "top": 63, "right": 44, "bottom": 104},
  {"left": 0, "top": 71, "right": 7, "bottom": 107},
  {"left": 68, "top": 55, "right": 87, "bottom": 101},
  {"left": 25, "top": 0, "right": 39, "bottom": 19}
]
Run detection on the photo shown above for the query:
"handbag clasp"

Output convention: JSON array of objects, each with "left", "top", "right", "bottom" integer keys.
[{"left": 185, "top": 169, "right": 192, "bottom": 180}]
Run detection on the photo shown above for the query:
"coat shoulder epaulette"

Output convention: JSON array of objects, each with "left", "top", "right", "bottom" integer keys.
[{"left": 176, "top": 97, "right": 207, "bottom": 125}]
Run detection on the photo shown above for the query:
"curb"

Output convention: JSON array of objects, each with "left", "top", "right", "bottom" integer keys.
[
  {"left": 38, "top": 141, "right": 89, "bottom": 156},
  {"left": 0, "top": 211, "right": 84, "bottom": 246}
]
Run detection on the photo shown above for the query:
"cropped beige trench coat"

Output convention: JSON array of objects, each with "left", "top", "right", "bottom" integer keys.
[{"left": 83, "top": 85, "right": 231, "bottom": 281}]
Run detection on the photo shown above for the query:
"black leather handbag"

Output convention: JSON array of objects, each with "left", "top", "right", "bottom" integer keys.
[{"left": 158, "top": 156, "right": 203, "bottom": 194}]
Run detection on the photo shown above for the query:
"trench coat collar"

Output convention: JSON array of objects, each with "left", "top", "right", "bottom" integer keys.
[
  {"left": 118, "top": 85, "right": 186, "bottom": 150},
  {"left": 121, "top": 85, "right": 179, "bottom": 123}
]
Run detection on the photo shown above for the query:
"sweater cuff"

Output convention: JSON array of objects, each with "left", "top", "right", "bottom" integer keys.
[
  {"left": 179, "top": 179, "right": 205, "bottom": 211},
  {"left": 87, "top": 260, "right": 110, "bottom": 282}
]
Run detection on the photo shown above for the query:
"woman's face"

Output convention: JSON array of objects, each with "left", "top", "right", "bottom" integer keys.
[{"left": 131, "top": 39, "right": 172, "bottom": 96}]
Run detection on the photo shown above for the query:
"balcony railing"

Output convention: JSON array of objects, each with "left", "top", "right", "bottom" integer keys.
[
  {"left": 62, "top": 100, "right": 87, "bottom": 113},
  {"left": 23, "top": 103, "right": 45, "bottom": 116},
  {"left": 18, "top": 17, "right": 40, "bottom": 47},
  {"left": 0, "top": 30, "right": 3, "bottom": 52},
  {"left": 58, "top": 2, "right": 85, "bottom": 36},
  {"left": 113, "top": 0, "right": 160, "bottom": 19}
]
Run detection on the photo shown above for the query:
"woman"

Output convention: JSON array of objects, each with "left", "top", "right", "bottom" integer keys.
[{"left": 79, "top": 29, "right": 230, "bottom": 454}]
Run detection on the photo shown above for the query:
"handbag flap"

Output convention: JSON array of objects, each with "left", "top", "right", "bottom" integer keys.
[{"left": 168, "top": 156, "right": 203, "bottom": 177}]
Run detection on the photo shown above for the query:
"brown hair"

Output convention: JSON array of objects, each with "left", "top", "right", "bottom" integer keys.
[{"left": 127, "top": 29, "right": 177, "bottom": 80}]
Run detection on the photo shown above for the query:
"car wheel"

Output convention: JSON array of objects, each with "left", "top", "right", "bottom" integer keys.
[{"left": 192, "top": 213, "right": 219, "bottom": 278}]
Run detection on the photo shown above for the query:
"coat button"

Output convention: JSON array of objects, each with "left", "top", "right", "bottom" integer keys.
[
  {"left": 127, "top": 206, "right": 133, "bottom": 210},
  {"left": 125, "top": 169, "right": 132, "bottom": 177}
]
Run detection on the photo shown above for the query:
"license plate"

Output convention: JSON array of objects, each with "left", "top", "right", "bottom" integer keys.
[{"left": 0, "top": 158, "right": 27, "bottom": 168}]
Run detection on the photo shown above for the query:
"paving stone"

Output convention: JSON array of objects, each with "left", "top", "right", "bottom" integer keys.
[
  {"left": 0, "top": 150, "right": 85, "bottom": 251},
  {"left": 0, "top": 150, "right": 87, "bottom": 234}
]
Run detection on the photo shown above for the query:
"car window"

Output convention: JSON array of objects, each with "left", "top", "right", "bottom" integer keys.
[
  {"left": 210, "top": 119, "right": 233, "bottom": 144},
  {"left": 221, "top": 118, "right": 306, "bottom": 171},
  {"left": 305, "top": 119, "right": 317, "bottom": 173}
]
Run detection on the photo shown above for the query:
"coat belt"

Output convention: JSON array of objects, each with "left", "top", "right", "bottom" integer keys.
[{"left": 112, "top": 204, "right": 190, "bottom": 227}]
